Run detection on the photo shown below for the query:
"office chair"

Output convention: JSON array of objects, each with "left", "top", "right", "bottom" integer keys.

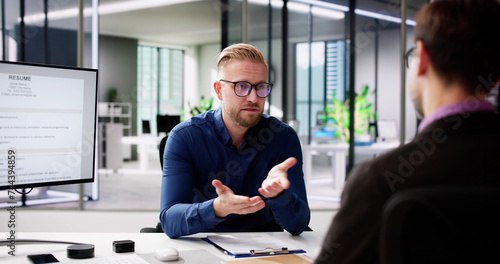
[
  {"left": 379, "top": 185, "right": 500, "bottom": 264},
  {"left": 158, "top": 135, "right": 168, "bottom": 169}
]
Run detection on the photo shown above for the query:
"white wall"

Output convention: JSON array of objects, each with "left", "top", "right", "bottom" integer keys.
[
  {"left": 355, "top": 28, "right": 417, "bottom": 142},
  {"left": 99, "top": 36, "right": 138, "bottom": 106},
  {"left": 182, "top": 43, "right": 220, "bottom": 120},
  {"left": 198, "top": 44, "right": 221, "bottom": 109}
]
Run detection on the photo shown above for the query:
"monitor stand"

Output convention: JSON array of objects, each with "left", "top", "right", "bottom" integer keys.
[{"left": 0, "top": 187, "right": 86, "bottom": 208}]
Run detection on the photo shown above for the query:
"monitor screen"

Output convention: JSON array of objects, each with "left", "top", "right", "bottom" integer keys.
[
  {"left": 0, "top": 61, "right": 98, "bottom": 190},
  {"left": 156, "top": 115, "right": 180, "bottom": 135},
  {"left": 377, "top": 119, "right": 398, "bottom": 141}
]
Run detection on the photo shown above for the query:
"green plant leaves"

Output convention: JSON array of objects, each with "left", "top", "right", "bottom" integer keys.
[
  {"left": 188, "top": 96, "right": 213, "bottom": 117},
  {"left": 324, "top": 85, "right": 375, "bottom": 143}
]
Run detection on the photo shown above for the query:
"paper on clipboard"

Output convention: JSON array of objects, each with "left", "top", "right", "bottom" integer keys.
[{"left": 204, "top": 234, "right": 306, "bottom": 257}]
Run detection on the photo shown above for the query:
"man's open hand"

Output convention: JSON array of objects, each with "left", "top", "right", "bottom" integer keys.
[
  {"left": 258, "top": 157, "right": 297, "bottom": 199},
  {"left": 212, "top": 179, "right": 265, "bottom": 218}
]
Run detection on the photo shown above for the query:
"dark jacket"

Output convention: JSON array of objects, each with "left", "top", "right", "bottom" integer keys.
[{"left": 315, "top": 111, "right": 500, "bottom": 264}]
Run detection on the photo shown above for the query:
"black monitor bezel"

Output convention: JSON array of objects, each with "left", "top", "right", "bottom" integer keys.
[
  {"left": 156, "top": 114, "right": 181, "bottom": 135},
  {"left": 0, "top": 60, "right": 99, "bottom": 191}
]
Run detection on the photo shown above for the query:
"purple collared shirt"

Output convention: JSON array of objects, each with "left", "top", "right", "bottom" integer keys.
[{"left": 418, "top": 100, "right": 496, "bottom": 132}]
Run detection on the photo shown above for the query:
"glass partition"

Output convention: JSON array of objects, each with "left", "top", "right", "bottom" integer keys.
[
  {"left": 0, "top": 0, "right": 97, "bottom": 68},
  {"left": 222, "top": 0, "right": 428, "bottom": 198}
]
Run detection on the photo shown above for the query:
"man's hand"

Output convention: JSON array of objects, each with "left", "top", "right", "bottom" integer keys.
[
  {"left": 258, "top": 157, "right": 297, "bottom": 199},
  {"left": 212, "top": 179, "right": 265, "bottom": 218}
]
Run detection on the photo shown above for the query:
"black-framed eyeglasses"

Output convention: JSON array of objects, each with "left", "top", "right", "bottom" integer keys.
[
  {"left": 405, "top": 46, "right": 416, "bottom": 69},
  {"left": 219, "top": 79, "right": 273, "bottom": 98}
]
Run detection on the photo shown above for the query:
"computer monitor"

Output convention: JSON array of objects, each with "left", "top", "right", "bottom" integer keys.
[
  {"left": 156, "top": 114, "right": 180, "bottom": 135},
  {"left": 142, "top": 120, "right": 151, "bottom": 134},
  {"left": 0, "top": 61, "right": 98, "bottom": 191},
  {"left": 377, "top": 119, "right": 399, "bottom": 142}
]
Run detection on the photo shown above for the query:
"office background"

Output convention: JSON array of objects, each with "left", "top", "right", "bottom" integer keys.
[{"left": 0, "top": 0, "right": 428, "bottom": 213}]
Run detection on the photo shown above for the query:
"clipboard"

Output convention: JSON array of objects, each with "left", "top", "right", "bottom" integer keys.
[{"left": 203, "top": 234, "right": 306, "bottom": 258}]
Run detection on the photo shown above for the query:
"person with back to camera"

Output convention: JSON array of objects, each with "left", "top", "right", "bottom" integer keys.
[
  {"left": 159, "top": 43, "right": 310, "bottom": 238},
  {"left": 315, "top": 0, "right": 500, "bottom": 263}
]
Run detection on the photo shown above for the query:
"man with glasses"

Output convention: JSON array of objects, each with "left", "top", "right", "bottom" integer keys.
[
  {"left": 316, "top": 0, "right": 500, "bottom": 263},
  {"left": 160, "top": 43, "right": 310, "bottom": 238}
]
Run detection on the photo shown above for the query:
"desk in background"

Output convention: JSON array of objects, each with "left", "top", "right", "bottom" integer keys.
[
  {"left": 122, "top": 136, "right": 163, "bottom": 171},
  {"left": 303, "top": 142, "right": 399, "bottom": 190},
  {"left": 1, "top": 232, "right": 323, "bottom": 263}
]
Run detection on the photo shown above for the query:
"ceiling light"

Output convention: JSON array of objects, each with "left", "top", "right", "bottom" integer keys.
[
  {"left": 355, "top": 9, "right": 416, "bottom": 26},
  {"left": 293, "top": 0, "right": 349, "bottom": 12},
  {"left": 98, "top": 0, "right": 200, "bottom": 16},
  {"left": 287, "top": 2, "right": 345, "bottom": 20},
  {"left": 249, "top": 0, "right": 283, "bottom": 8},
  {"left": 21, "top": 0, "right": 201, "bottom": 24},
  {"left": 311, "top": 6, "right": 345, "bottom": 20}
]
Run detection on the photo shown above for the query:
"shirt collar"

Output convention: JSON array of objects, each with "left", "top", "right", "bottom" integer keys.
[
  {"left": 213, "top": 106, "right": 260, "bottom": 149},
  {"left": 213, "top": 107, "right": 232, "bottom": 146},
  {"left": 418, "top": 100, "right": 496, "bottom": 132}
]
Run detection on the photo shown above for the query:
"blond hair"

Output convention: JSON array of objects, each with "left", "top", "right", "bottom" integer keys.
[{"left": 216, "top": 43, "right": 267, "bottom": 75}]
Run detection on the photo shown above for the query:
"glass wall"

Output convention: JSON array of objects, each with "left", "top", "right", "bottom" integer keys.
[
  {"left": 223, "top": 0, "right": 428, "bottom": 181},
  {"left": 223, "top": 0, "right": 428, "bottom": 144},
  {"left": 296, "top": 41, "right": 324, "bottom": 139},
  {"left": 137, "top": 45, "right": 184, "bottom": 136},
  {"left": 0, "top": 0, "right": 98, "bottom": 68},
  {"left": 225, "top": 1, "right": 348, "bottom": 143}
]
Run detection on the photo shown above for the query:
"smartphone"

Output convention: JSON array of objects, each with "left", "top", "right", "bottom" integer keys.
[{"left": 27, "top": 254, "right": 59, "bottom": 264}]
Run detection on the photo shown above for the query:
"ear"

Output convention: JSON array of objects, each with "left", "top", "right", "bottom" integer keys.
[
  {"left": 213, "top": 80, "right": 223, "bottom": 100},
  {"left": 416, "top": 40, "right": 430, "bottom": 76}
]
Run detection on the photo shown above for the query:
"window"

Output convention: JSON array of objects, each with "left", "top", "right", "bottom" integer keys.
[
  {"left": 137, "top": 45, "right": 183, "bottom": 135},
  {"left": 295, "top": 40, "right": 346, "bottom": 140}
]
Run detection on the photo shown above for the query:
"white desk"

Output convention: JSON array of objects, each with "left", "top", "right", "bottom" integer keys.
[
  {"left": 122, "top": 136, "right": 163, "bottom": 171},
  {"left": 303, "top": 142, "right": 399, "bottom": 190},
  {"left": 1, "top": 232, "right": 324, "bottom": 263}
]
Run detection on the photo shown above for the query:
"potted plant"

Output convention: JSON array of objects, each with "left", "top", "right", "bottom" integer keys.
[
  {"left": 188, "top": 96, "right": 213, "bottom": 117},
  {"left": 323, "top": 85, "right": 376, "bottom": 144},
  {"left": 107, "top": 88, "right": 118, "bottom": 102}
]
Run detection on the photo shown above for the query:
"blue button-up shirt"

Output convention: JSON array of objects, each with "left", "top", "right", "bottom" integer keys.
[{"left": 159, "top": 107, "right": 310, "bottom": 238}]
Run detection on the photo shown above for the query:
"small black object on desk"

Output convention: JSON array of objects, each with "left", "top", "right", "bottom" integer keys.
[
  {"left": 113, "top": 240, "right": 135, "bottom": 253},
  {"left": 67, "top": 244, "right": 95, "bottom": 259}
]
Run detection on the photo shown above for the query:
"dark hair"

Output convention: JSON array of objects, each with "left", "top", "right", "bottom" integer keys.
[{"left": 414, "top": 0, "right": 500, "bottom": 94}]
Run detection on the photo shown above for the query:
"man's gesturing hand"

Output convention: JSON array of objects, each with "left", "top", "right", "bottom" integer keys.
[
  {"left": 258, "top": 157, "right": 297, "bottom": 199},
  {"left": 212, "top": 179, "right": 265, "bottom": 218}
]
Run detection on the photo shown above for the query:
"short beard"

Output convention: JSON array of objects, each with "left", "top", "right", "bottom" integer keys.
[{"left": 223, "top": 103, "right": 263, "bottom": 128}]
